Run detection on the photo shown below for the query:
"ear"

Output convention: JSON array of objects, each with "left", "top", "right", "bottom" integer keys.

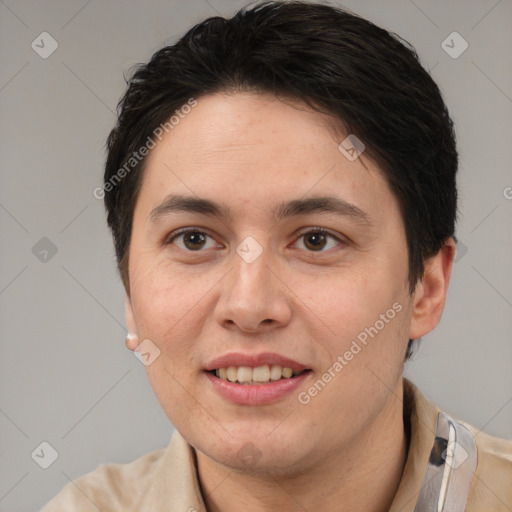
[
  {"left": 125, "top": 294, "right": 139, "bottom": 350},
  {"left": 408, "top": 238, "right": 456, "bottom": 340}
]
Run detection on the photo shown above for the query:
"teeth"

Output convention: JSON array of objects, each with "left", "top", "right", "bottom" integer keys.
[
  {"left": 253, "top": 365, "right": 270, "bottom": 382},
  {"left": 226, "top": 367, "right": 238, "bottom": 382},
  {"left": 237, "top": 366, "right": 253, "bottom": 383},
  {"left": 270, "top": 365, "right": 282, "bottom": 380},
  {"left": 214, "top": 364, "right": 301, "bottom": 384},
  {"left": 282, "top": 367, "right": 293, "bottom": 378}
]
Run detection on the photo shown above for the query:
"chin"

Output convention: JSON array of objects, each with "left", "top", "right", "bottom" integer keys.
[
  {"left": 190, "top": 425, "right": 313, "bottom": 475},
  {"left": 212, "top": 445, "right": 307, "bottom": 476}
]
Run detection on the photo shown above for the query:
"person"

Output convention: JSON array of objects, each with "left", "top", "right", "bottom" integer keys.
[{"left": 42, "top": 1, "right": 512, "bottom": 511}]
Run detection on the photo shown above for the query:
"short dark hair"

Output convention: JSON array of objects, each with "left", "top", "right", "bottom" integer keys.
[{"left": 104, "top": 0, "right": 458, "bottom": 358}]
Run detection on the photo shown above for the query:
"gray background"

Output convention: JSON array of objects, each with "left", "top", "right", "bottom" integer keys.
[{"left": 0, "top": 0, "right": 511, "bottom": 510}]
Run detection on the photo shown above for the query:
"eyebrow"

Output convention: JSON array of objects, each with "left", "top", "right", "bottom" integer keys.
[{"left": 149, "top": 193, "right": 372, "bottom": 226}]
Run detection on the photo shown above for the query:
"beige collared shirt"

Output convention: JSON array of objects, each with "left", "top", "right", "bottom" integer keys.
[{"left": 41, "top": 379, "right": 512, "bottom": 511}]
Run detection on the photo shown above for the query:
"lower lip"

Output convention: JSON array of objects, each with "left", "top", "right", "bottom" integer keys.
[{"left": 205, "top": 371, "right": 311, "bottom": 405}]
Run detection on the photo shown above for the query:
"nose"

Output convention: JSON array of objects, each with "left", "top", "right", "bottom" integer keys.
[{"left": 214, "top": 244, "right": 293, "bottom": 334}]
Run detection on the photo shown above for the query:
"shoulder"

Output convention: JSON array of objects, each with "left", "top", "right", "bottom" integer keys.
[
  {"left": 40, "top": 447, "right": 166, "bottom": 512},
  {"left": 403, "top": 379, "right": 512, "bottom": 510},
  {"left": 461, "top": 421, "right": 512, "bottom": 511}
]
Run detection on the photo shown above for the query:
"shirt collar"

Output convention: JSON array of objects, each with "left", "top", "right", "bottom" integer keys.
[{"left": 389, "top": 378, "right": 441, "bottom": 511}]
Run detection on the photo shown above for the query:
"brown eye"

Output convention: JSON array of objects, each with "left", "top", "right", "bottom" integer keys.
[
  {"left": 295, "top": 228, "right": 342, "bottom": 252},
  {"left": 303, "top": 231, "right": 328, "bottom": 251},
  {"left": 167, "top": 229, "right": 217, "bottom": 251},
  {"left": 182, "top": 231, "right": 207, "bottom": 250}
]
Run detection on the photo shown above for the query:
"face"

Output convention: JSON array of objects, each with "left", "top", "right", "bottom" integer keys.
[{"left": 125, "top": 92, "right": 419, "bottom": 474}]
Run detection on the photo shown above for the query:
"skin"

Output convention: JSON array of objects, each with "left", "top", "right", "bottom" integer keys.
[{"left": 125, "top": 92, "right": 455, "bottom": 512}]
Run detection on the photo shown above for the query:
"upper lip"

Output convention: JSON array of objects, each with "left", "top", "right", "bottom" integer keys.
[{"left": 204, "top": 352, "right": 310, "bottom": 372}]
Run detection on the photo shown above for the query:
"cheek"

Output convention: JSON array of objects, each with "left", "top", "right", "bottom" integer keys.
[
  {"left": 317, "top": 266, "right": 399, "bottom": 333},
  {"left": 308, "top": 261, "right": 409, "bottom": 391},
  {"left": 129, "top": 262, "right": 208, "bottom": 425},
  {"left": 129, "top": 258, "right": 203, "bottom": 356}
]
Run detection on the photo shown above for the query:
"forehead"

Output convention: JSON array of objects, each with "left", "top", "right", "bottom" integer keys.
[
  {"left": 136, "top": 92, "right": 398, "bottom": 226},
  {"left": 151, "top": 92, "right": 347, "bottom": 160}
]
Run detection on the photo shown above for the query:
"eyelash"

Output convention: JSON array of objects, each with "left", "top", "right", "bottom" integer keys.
[{"left": 165, "top": 226, "right": 345, "bottom": 253}]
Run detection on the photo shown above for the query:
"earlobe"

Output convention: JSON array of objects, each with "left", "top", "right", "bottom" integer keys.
[
  {"left": 125, "top": 295, "right": 139, "bottom": 351},
  {"left": 408, "top": 238, "right": 456, "bottom": 340}
]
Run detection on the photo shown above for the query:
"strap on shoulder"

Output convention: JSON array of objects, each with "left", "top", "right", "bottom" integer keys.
[{"left": 414, "top": 411, "right": 478, "bottom": 512}]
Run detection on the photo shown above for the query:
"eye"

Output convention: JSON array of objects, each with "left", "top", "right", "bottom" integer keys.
[
  {"left": 166, "top": 228, "right": 219, "bottom": 251},
  {"left": 165, "top": 227, "right": 345, "bottom": 253},
  {"left": 294, "top": 227, "right": 344, "bottom": 252}
]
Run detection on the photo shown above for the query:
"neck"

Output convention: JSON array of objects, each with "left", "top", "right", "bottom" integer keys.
[{"left": 197, "top": 379, "right": 408, "bottom": 512}]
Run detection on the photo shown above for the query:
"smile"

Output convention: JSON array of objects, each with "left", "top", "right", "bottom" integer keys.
[
  {"left": 203, "top": 352, "right": 312, "bottom": 405},
  {"left": 211, "top": 365, "right": 307, "bottom": 384}
]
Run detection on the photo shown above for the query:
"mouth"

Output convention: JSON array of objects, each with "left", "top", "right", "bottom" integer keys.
[
  {"left": 207, "top": 365, "right": 311, "bottom": 385},
  {"left": 203, "top": 352, "right": 312, "bottom": 405}
]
